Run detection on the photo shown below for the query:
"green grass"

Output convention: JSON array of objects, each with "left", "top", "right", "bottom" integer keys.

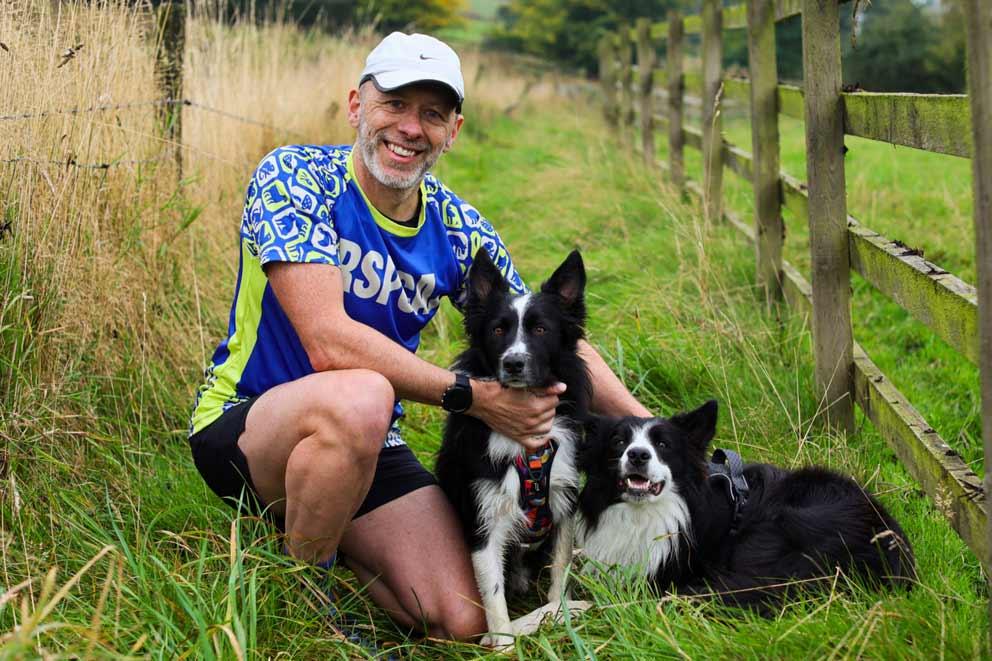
[{"left": 1, "top": 101, "right": 989, "bottom": 658}]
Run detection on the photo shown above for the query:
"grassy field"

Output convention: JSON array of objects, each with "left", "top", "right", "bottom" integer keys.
[{"left": 1, "top": 2, "right": 989, "bottom": 658}]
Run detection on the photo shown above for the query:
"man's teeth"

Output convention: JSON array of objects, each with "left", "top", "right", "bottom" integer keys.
[{"left": 386, "top": 142, "right": 416, "bottom": 157}]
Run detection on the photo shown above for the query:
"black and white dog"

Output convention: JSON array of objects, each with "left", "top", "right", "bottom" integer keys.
[
  {"left": 577, "top": 401, "right": 916, "bottom": 608},
  {"left": 436, "top": 249, "right": 591, "bottom": 646}
]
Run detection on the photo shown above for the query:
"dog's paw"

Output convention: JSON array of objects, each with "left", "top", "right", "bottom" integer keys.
[
  {"left": 479, "top": 632, "right": 515, "bottom": 650},
  {"left": 510, "top": 599, "right": 593, "bottom": 637}
]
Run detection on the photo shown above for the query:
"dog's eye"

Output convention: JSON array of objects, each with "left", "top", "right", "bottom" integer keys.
[
  {"left": 612, "top": 435, "right": 625, "bottom": 447},
  {"left": 533, "top": 325, "right": 546, "bottom": 335},
  {"left": 493, "top": 327, "right": 504, "bottom": 336}
]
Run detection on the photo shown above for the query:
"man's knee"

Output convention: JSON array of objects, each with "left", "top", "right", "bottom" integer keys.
[
  {"left": 427, "top": 599, "right": 486, "bottom": 642},
  {"left": 307, "top": 369, "right": 394, "bottom": 458}
]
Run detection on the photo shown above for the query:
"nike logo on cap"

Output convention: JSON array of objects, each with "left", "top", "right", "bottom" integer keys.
[{"left": 419, "top": 54, "right": 435, "bottom": 60}]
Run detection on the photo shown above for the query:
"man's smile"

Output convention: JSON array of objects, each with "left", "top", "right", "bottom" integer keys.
[{"left": 382, "top": 139, "right": 426, "bottom": 165}]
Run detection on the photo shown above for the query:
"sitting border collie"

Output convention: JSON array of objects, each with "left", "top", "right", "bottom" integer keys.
[
  {"left": 577, "top": 400, "right": 915, "bottom": 608},
  {"left": 436, "top": 250, "right": 591, "bottom": 646}
]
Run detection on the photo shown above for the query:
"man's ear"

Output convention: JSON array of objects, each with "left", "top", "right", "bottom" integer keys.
[
  {"left": 468, "top": 248, "right": 508, "bottom": 303},
  {"left": 541, "top": 250, "right": 586, "bottom": 310},
  {"left": 443, "top": 115, "right": 464, "bottom": 153},
  {"left": 347, "top": 88, "right": 361, "bottom": 129},
  {"left": 669, "top": 400, "right": 718, "bottom": 453}
]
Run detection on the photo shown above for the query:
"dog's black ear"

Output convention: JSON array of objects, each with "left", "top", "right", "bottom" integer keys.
[
  {"left": 468, "top": 248, "right": 509, "bottom": 303},
  {"left": 541, "top": 250, "right": 586, "bottom": 310},
  {"left": 670, "top": 400, "right": 718, "bottom": 453},
  {"left": 578, "top": 414, "right": 614, "bottom": 471}
]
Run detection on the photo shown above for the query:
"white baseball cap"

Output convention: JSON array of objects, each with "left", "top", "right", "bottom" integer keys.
[{"left": 359, "top": 32, "right": 465, "bottom": 109}]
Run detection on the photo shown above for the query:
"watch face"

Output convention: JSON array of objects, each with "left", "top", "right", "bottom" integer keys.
[{"left": 444, "top": 382, "right": 472, "bottom": 412}]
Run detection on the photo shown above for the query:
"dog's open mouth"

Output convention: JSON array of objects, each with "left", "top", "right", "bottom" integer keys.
[{"left": 619, "top": 474, "right": 665, "bottom": 496}]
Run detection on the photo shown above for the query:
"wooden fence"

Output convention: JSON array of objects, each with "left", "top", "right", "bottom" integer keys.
[{"left": 599, "top": 0, "right": 991, "bottom": 590}]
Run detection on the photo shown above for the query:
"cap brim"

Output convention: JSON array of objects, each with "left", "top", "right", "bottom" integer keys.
[{"left": 365, "top": 71, "right": 463, "bottom": 106}]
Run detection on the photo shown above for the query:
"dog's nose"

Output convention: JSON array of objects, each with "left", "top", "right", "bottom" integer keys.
[
  {"left": 626, "top": 448, "right": 651, "bottom": 466},
  {"left": 502, "top": 355, "right": 526, "bottom": 375}
]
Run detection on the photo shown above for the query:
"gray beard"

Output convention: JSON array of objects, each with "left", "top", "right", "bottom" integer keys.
[{"left": 355, "top": 116, "right": 444, "bottom": 191}]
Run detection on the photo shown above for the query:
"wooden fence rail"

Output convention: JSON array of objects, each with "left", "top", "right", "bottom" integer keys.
[{"left": 601, "top": 0, "right": 992, "bottom": 590}]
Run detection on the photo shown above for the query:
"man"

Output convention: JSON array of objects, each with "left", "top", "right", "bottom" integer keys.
[{"left": 187, "top": 32, "right": 651, "bottom": 640}]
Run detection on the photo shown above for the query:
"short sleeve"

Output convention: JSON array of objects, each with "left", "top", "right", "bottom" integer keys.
[
  {"left": 445, "top": 199, "right": 528, "bottom": 312},
  {"left": 241, "top": 146, "right": 340, "bottom": 267}
]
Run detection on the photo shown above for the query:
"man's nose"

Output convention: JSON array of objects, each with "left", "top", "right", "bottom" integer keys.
[{"left": 396, "top": 110, "right": 424, "bottom": 139}]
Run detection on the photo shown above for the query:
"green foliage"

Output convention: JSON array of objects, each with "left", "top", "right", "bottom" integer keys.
[
  {"left": 842, "top": 0, "right": 966, "bottom": 94},
  {"left": 363, "top": 0, "right": 467, "bottom": 33},
  {"left": 487, "top": 0, "right": 678, "bottom": 75},
  {"left": 193, "top": 0, "right": 466, "bottom": 33}
]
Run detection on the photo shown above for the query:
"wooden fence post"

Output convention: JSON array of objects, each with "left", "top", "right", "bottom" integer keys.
[
  {"left": 635, "top": 18, "right": 656, "bottom": 167},
  {"left": 667, "top": 12, "right": 685, "bottom": 191},
  {"left": 701, "top": 0, "right": 724, "bottom": 224},
  {"left": 599, "top": 35, "right": 619, "bottom": 127},
  {"left": 156, "top": 1, "right": 185, "bottom": 175},
  {"left": 748, "top": 0, "right": 783, "bottom": 302},
  {"left": 961, "top": 0, "right": 992, "bottom": 634},
  {"left": 801, "top": 0, "right": 854, "bottom": 432},
  {"left": 618, "top": 27, "right": 635, "bottom": 144}
]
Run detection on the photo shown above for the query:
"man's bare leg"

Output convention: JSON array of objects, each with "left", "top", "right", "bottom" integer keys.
[
  {"left": 236, "top": 369, "right": 394, "bottom": 564},
  {"left": 338, "top": 484, "right": 487, "bottom": 641}
]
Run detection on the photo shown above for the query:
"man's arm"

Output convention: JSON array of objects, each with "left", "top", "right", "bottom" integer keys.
[
  {"left": 267, "top": 261, "right": 561, "bottom": 451},
  {"left": 579, "top": 339, "right": 653, "bottom": 418}
]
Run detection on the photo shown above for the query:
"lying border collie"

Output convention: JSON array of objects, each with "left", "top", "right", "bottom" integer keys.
[
  {"left": 436, "top": 249, "right": 591, "bottom": 646},
  {"left": 577, "top": 401, "right": 916, "bottom": 608}
]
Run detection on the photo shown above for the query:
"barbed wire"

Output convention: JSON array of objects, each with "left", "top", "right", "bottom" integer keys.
[
  {"left": 1, "top": 97, "right": 307, "bottom": 138},
  {"left": 2, "top": 96, "right": 309, "bottom": 170},
  {"left": 0, "top": 155, "right": 171, "bottom": 169},
  {"left": 0, "top": 98, "right": 180, "bottom": 122}
]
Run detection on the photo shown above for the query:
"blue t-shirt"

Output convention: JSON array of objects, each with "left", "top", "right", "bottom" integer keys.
[{"left": 189, "top": 144, "right": 527, "bottom": 439}]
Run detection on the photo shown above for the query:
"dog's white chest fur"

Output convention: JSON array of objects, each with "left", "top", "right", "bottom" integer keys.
[
  {"left": 472, "top": 417, "right": 580, "bottom": 537},
  {"left": 577, "top": 492, "right": 691, "bottom": 578}
]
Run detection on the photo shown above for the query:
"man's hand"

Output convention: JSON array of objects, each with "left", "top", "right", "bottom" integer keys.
[{"left": 467, "top": 380, "right": 566, "bottom": 453}]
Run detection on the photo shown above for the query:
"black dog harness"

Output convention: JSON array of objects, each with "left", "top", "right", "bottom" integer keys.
[
  {"left": 707, "top": 448, "right": 750, "bottom": 534},
  {"left": 514, "top": 440, "right": 558, "bottom": 547}
]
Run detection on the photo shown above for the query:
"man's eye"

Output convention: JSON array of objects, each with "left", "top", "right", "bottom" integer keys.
[{"left": 425, "top": 110, "right": 444, "bottom": 122}]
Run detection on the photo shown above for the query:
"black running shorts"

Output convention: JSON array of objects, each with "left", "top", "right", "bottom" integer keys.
[{"left": 188, "top": 396, "right": 437, "bottom": 529}]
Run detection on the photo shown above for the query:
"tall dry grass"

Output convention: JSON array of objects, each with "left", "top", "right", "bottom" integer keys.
[{"left": 0, "top": 1, "right": 576, "bottom": 653}]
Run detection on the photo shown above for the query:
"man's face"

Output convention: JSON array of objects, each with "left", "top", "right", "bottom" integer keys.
[{"left": 348, "top": 82, "right": 464, "bottom": 191}]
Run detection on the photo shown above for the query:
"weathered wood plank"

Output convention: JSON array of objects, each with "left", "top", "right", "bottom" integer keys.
[
  {"left": 802, "top": 0, "right": 854, "bottom": 431},
  {"left": 598, "top": 35, "right": 619, "bottom": 127},
  {"left": 854, "top": 344, "right": 988, "bottom": 573},
  {"left": 668, "top": 12, "right": 686, "bottom": 190},
  {"left": 723, "top": 142, "right": 753, "bottom": 180},
  {"left": 779, "top": 83, "right": 805, "bottom": 120},
  {"left": 774, "top": 0, "right": 803, "bottom": 21},
  {"left": 684, "top": 71, "right": 704, "bottom": 101},
  {"left": 849, "top": 223, "right": 979, "bottom": 364},
  {"left": 782, "top": 260, "right": 813, "bottom": 318},
  {"left": 775, "top": 254, "right": 988, "bottom": 572},
  {"left": 724, "top": 3, "right": 747, "bottom": 30},
  {"left": 702, "top": 0, "right": 724, "bottom": 225},
  {"left": 843, "top": 93, "right": 972, "bottom": 158},
  {"left": 618, "top": 27, "right": 636, "bottom": 142},
  {"left": 723, "top": 78, "right": 750, "bottom": 106},
  {"left": 684, "top": 124, "right": 703, "bottom": 151},
  {"left": 636, "top": 18, "right": 656, "bottom": 168},
  {"left": 750, "top": 0, "right": 784, "bottom": 303},
  {"left": 962, "top": 0, "right": 992, "bottom": 603}
]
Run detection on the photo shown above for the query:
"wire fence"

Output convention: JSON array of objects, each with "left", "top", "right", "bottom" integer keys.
[{"left": 1, "top": 97, "right": 308, "bottom": 170}]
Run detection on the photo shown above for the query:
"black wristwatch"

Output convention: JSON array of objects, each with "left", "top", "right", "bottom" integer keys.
[{"left": 441, "top": 373, "right": 473, "bottom": 413}]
